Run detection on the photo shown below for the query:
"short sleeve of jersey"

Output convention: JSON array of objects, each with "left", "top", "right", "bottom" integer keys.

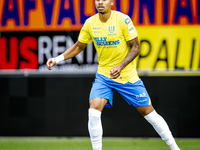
[
  {"left": 78, "top": 20, "right": 92, "bottom": 44},
  {"left": 121, "top": 15, "right": 138, "bottom": 41}
]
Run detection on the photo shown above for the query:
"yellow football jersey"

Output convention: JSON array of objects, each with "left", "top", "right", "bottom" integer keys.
[{"left": 78, "top": 10, "right": 139, "bottom": 84}]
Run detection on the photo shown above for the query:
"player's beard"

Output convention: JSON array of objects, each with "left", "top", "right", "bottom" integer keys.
[{"left": 99, "top": 11, "right": 105, "bottom": 14}]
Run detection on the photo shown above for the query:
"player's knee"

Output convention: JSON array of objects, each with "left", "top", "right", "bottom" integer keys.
[
  {"left": 137, "top": 104, "right": 155, "bottom": 116},
  {"left": 89, "top": 98, "right": 107, "bottom": 112}
]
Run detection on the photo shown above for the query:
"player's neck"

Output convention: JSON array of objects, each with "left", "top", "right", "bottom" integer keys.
[{"left": 98, "top": 10, "right": 112, "bottom": 23}]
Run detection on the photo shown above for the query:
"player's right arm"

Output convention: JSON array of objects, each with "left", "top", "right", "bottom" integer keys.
[
  {"left": 47, "top": 17, "right": 92, "bottom": 70},
  {"left": 46, "top": 41, "right": 87, "bottom": 70}
]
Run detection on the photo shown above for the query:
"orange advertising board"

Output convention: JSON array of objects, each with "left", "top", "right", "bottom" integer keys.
[{"left": 0, "top": 0, "right": 199, "bottom": 31}]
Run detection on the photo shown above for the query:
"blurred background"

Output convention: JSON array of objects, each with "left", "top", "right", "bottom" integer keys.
[{"left": 0, "top": 0, "right": 200, "bottom": 138}]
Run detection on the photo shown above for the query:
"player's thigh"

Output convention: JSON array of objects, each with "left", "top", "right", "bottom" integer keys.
[
  {"left": 114, "top": 79, "right": 151, "bottom": 107},
  {"left": 90, "top": 98, "right": 108, "bottom": 112},
  {"left": 89, "top": 80, "right": 114, "bottom": 109}
]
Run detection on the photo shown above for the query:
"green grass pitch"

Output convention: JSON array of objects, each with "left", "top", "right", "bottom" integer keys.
[{"left": 0, "top": 137, "right": 199, "bottom": 150}]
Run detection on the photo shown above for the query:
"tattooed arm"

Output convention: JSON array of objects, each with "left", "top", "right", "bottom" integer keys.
[{"left": 110, "top": 37, "right": 140, "bottom": 79}]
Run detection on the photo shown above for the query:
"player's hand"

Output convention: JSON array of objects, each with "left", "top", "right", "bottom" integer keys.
[
  {"left": 46, "top": 58, "right": 56, "bottom": 70},
  {"left": 110, "top": 64, "right": 124, "bottom": 79}
]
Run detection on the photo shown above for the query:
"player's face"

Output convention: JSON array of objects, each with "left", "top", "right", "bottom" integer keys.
[{"left": 95, "top": 0, "right": 114, "bottom": 14}]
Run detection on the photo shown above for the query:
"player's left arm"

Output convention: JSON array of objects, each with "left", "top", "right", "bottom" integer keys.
[{"left": 110, "top": 37, "right": 140, "bottom": 79}]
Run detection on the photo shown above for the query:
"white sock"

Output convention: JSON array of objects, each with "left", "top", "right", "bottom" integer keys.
[
  {"left": 144, "top": 110, "right": 180, "bottom": 150},
  {"left": 93, "top": 148, "right": 101, "bottom": 150},
  {"left": 88, "top": 108, "right": 102, "bottom": 150}
]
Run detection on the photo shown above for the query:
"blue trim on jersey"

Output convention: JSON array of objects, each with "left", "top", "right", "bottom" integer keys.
[{"left": 89, "top": 73, "right": 150, "bottom": 108}]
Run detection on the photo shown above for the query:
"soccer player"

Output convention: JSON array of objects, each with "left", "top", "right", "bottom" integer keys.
[{"left": 46, "top": 0, "right": 181, "bottom": 150}]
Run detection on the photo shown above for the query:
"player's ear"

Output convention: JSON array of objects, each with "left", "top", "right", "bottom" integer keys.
[{"left": 111, "top": 0, "right": 114, "bottom": 6}]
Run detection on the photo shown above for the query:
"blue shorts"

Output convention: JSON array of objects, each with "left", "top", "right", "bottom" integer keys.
[{"left": 89, "top": 73, "right": 151, "bottom": 108}]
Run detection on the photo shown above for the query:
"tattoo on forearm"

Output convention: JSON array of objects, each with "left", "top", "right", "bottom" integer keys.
[{"left": 121, "top": 38, "right": 140, "bottom": 68}]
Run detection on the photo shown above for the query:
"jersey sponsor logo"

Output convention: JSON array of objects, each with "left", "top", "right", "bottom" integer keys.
[
  {"left": 108, "top": 26, "right": 115, "bottom": 33},
  {"left": 93, "top": 37, "right": 120, "bottom": 46},
  {"left": 93, "top": 27, "right": 101, "bottom": 30},
  {"left": 125, "top": 18, "right": 131, "bottom": 25},
  {"left": 128, "top": 25, "right": 135, "bottom": 33},
  {"left": 92, "top": 27, "right": 101, "bottom": 33}
]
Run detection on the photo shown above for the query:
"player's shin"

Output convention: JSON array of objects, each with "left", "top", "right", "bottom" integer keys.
[
  {"left": 88, "top": 108, "right": 103, "bottom": 150},
  {"left": 144, "top": 110, "right": 180, "bottom": 150}
]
